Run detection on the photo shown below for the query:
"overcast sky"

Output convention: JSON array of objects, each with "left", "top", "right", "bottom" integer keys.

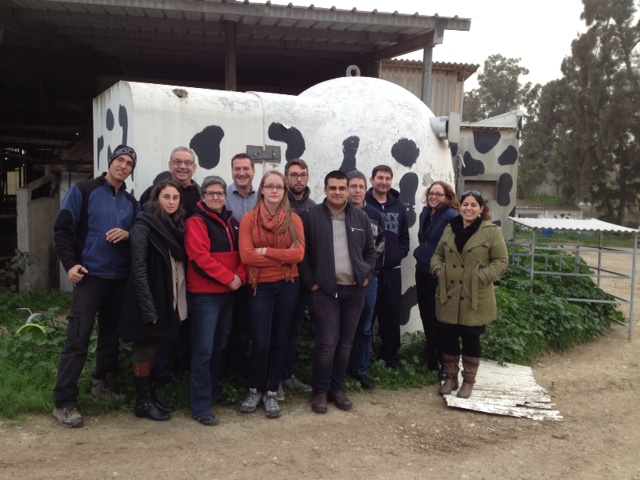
[{"left": 270, "top": 0, "right": 587, "bottom": 89}]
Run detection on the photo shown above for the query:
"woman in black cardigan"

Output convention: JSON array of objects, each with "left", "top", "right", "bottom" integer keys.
[{"left": 120, "top": 179, "right": 187, "bottom": 421}]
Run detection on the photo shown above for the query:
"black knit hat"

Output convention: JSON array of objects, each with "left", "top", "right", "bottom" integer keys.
[{"left": 108, "top": 145, "right": 137, "bottom": 169}]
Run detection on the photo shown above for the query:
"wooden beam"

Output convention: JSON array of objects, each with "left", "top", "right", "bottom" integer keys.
[
  {"left": 20, "top": 9, "right": 406, "bottom": 44},
  {"left": 0, "top": 136, "right": 73, "bottom": 147},
  {"left": 421, "top": 47, "right": 433, "bottom": 108},
  {"left": 358, "top": 30, "right": 437, "bottom": 64},
  {"left": 223, "top": 20, "right": 237, "bottom": 92}
]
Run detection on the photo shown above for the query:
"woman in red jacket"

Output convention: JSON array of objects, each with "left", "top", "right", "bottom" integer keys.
[
  {"left": 185, "top": 175, "right": 246, "bottom": 426},
  {"left": 238, "top": 170, "right": 305, "bottom": 419}
]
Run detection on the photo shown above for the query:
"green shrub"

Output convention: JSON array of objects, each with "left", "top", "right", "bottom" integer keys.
[{"left": 0, "top": 244, "right": 626, "bottom": 418}]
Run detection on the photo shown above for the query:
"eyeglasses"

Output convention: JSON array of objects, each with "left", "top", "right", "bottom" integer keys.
[
  {"left": 263, "top": 184, "right": 285, "bottom": 191},
  {"left": 171, "top": 160, "right": 195, "bottom": 167},
  {"left": 287, "top": 173, "right": 308, "bottom": 180},
  {"left": 462, "top": 190, "right": 482, "bottom": 197},
  {"left": 428, "top": 192, "right": 445, "bottom": 198},
  {"left": 203, "top": 191, "right": 225, "bottom": 198}
]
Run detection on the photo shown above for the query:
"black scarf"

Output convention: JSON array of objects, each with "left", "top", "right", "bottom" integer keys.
[
  {"left": 450, "top": 215, "right": 483, "bottom": 253},
  {"left": 135, "top": 212, "right": 186, "bottom": 261}
]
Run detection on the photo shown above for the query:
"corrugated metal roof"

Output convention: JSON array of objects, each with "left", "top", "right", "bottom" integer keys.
[{"left": 510, "top": 217, "right": 639, "bottom": 233}]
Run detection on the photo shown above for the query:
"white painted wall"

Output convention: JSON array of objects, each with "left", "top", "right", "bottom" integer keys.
[{"left": 93, "top": 77, "right": 454, "bottom": 333}]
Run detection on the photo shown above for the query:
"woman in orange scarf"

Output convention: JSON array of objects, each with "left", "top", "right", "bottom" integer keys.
[{"left": 238, "top": 170, "right": 305, "bottom": 419}]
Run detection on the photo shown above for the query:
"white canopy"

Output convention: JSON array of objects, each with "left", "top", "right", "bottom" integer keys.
[{"left": 509, "top": 217, "right": 639, "bottom": 234}]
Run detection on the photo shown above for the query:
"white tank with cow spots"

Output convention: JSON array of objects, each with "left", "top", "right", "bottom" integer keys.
[{"left": 93, "top": 77, "right": 454, "bottom": 333}]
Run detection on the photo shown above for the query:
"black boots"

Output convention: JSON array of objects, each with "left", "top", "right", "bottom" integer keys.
[{"left": 134, "top": 376, "right": 171, "bottom": 421}]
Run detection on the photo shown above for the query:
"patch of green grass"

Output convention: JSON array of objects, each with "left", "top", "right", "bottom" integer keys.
[{"left": 0, "top": 245, "right": 625, "bottom": 418}]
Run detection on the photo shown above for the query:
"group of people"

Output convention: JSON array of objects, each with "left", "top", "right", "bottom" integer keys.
[{"left": 51, "top": 143, "right": 508, "bottom": 429}]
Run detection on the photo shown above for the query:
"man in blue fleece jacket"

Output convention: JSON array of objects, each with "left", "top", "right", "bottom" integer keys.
[{"left": 52, "top": 145, "right": 140, "bottom": 428}]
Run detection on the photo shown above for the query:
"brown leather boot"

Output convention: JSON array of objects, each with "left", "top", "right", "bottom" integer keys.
[
  {"left": 311, "top": 392, "right": 328, "bottom": 413},
  {"left": 328, "top": 390, "right": 352, "bottom": 411},
  {"left": 457, "top": 356, "right": 480, "bottom": 398},
  {"left": 438, "top": 354, "right": 460, "bottom": 395}
]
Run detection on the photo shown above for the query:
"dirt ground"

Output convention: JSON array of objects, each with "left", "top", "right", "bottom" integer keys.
[{"left": 1, "top": 250, "right": 639, "bottom": 480}]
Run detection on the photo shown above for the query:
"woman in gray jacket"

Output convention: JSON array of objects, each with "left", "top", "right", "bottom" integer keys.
[{"left": 430, "top": 191, "right": 508, "bottom": 398}]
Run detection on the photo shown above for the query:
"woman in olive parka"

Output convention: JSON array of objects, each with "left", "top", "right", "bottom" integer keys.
[{"left": 430, "top": 191, "right": 508, "bottom": 398}]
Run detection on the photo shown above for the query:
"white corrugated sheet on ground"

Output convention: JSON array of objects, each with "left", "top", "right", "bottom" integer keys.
[
  {"left": 443, "top": 359, "right": 563, "bottom": 421},
  {"left": 510, "top": 217, "right": 639, "bottom": 233}
]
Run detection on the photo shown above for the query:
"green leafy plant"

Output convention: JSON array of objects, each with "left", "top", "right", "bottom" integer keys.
[{"left": 0, "top": 249, "right": 35, "bottom": 293}]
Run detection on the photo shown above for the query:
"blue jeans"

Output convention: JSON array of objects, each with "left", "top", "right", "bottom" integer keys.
[
  {"left": 310, "top": 285, "right": 365, "bottom": 394},
  {"left": 189, "top": 292, "right": 234, "bottom": 419},
  {"left": 248, "top": 278, "right": 300, "bottom": 393},
  {"left": 351, "top": 277, "right": 378, "bottom": 376}
]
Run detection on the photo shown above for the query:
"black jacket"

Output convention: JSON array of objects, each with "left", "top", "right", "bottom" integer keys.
[
  {"left": 119, "top": 218, "right": 184, "bottom": 345},
  {"left": 288, "top": 187, "right": 316, "bottom": 217},
  {"left": 299, "top": 200, "right": 376, "bottom": 296},
  {"left": 365, "top": 188, "right": 410, "bottom": 270}
]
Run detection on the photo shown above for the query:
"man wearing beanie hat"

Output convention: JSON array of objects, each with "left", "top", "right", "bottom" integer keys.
[{"left": 52, "top": 144, "right": 140, "bottom": 428}]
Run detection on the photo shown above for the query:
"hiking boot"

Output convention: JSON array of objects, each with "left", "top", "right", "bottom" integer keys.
[
  {"left": 353, "top": 374, "right": 376, "bottom": 390},
  {"left": 263, "top": 391, "right": 281, "bottom": 419},
  {"left": 239, "top": 388, "right": 262, "bottom": 413},
  {"left": 91, "top": 373, "right": 127, "bottom": 403},
  {"left": 195, "top": 414, "right": 220, "bottom": 427},
  {"left": 53, "top": 407, "right": 84, "bottom": 428},
  {"left": 282, "top": 375, "right": 312, "bottom": 393},
  {"left": 276, "top": 382, "right": 285, "bottom": 401}
]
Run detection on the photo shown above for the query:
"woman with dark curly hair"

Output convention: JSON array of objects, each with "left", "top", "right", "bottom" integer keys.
[
  {"left": 431, "top": 191, "right": 508, "bottom": 398},
  {"left": 414, "top": 181, "right": 460, "bottom": 379}
]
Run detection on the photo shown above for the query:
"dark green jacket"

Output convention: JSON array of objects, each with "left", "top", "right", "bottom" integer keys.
[{"left": 431, "top": 221, "right": 508, "bottom": 327}]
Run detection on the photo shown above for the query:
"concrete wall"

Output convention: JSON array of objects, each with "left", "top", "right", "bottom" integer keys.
[
  {"left": 17, "top": 180, "right": 59, "bottom": 292},
  {"left": 456, "top": 123, "right": 520, "bottom": 239}
]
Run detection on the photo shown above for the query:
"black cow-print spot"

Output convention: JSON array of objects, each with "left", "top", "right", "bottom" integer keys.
[
  {"left": 473, "top": 131, "right": 501, "bottom": 154},
  {"left": 450, "top": 143, "right": 458, "bottom": 157},
  {"left": 190, "top": 125, "right": 225, "bottom": 169},
  {"left": 391, "top": 138, "right": 420, "bottom": 168},
  {"left": 497, "top": 173, "right": 513, "bottom": 206},
  {"left": 106, "top": 109, "right": 114, "bottom": 131},
  {"left": 461, "top": 152, "right": 485, "bottom": 176},
  {"left": 97, "top": 136, "right": 104, "bottom": 170},
  {"left": 119, "top": 105, "right": 129, "bottom": 147},
  {"left": 400, "top": 285, "right": 417, "bottom": 327},
  {"left": 339, "top": 136, "right": 359, "bottom": 173},
  {"left": 508, "top": 206, "right": 516, "bottom": 218},
  {"left": 498, "top": 145, "right": 518, "bottom": 166},
  {"left": 493, "top": 220, "right": 502, "bottom": 227},
  {"left": 399, "top": 172, "right": 418, "bottom": 228},
  {"left": 268, "top": 123, "right": 306, "bottom": 161}
]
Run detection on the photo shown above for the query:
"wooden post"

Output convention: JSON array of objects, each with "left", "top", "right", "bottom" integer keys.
[
  {"left": 224, "top": 20, "right": 237, "bottom": 91},
  {"left": 421, "top": 46, "right": 433, "bottom": 108}
]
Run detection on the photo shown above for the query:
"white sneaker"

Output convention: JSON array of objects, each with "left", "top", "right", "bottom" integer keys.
[
  {"left": 239, "top": 388, "right": 262, "bottom": 413},
  {"left": 276, "top": 382, "right": 285, "bottom": 401},
  {"left": 282, "top": 375, "right": 312, "bottom": 393},
  {"left": 53, "top": 407, "right": 84, "bottom": 428},
  {"left": 263, "top": 391, "right": 281, "bottom": 419}
]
